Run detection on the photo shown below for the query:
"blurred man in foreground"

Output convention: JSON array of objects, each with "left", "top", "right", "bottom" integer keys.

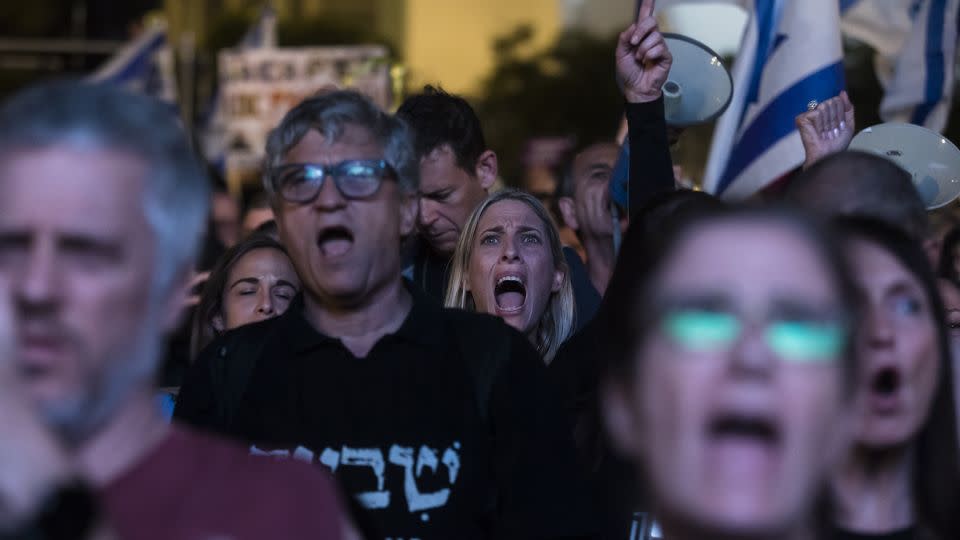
[{"left": 0, "top": 80, "right": 350, "bottom": 538}]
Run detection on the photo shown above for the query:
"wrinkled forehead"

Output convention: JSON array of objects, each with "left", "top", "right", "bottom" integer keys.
[{"left": 478, "top": 199, "right": 549, "bottom": 233}]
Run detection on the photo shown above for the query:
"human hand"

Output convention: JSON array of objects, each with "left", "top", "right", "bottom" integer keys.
[
  {"left": 616, "top": 0, "right": 673, "bottom": 103},
  {"left": 796, "top": 90, "right": 856, "bottom": 169}
]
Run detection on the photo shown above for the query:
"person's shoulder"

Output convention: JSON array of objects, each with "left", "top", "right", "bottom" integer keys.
[
  {"left": 172, "top": 424, "right": 341, "bottom": 499},
  {"left": 194, "top": 314, "right": 286, "bottom": 365},
  {"left": 165, "top": 426, "right": 346, "bottom": 535}
]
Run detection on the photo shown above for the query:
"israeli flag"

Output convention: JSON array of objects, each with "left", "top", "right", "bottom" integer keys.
[
  {"left": 703, "top": 0, "right": 845, "bottom": 198},
  {"left": 843, "top": 0, "right": 960, "bottom": 132},
  {"left": 88, "top": 21, "right": 178, "bottom": 107},
  {"left": 200, "top": 6, "right": 277, "bottom": 170}
]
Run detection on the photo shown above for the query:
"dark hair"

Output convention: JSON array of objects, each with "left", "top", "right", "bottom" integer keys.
[
  {"left": 835, "top": 216, "right": 960, "bottom": 539},
  {"left": 189, "top": 234, "right": 291, "bottom": 360},
  {"left": 787, "top": 151, "right": 928, "bottom": 239},
  {"left": 938, "top": 226, "right": 960, "bottom": 282},
  {"left": 555, "top": 140, "right": 620, "bottom": 200},
  {"left": 244, "top": 190, "right": 271, "bottom": 214},
  {"left": 602, "top": 206, "right": 862, "bottom": 390},
  {"left": 396, "top": 85, "right": 486, "bottom": 172},
  {"left": 264, "top": 90, "right": 417, "bottom": 195}
]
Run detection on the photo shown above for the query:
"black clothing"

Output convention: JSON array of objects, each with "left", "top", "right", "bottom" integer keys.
[
  {"left": 834, "top": 528, "right": 916, "bottom": 540},
  {"left": 549, "top": 97, "right": 676, "bottom": 538},
  {"left": 176, "top": 285, "right": 595, "bottom": 539},
  {"left": 626, "top": 97, "right": 676, "bottom": 214}
]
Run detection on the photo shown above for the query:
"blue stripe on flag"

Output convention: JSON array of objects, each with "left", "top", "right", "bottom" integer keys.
[
  {"left": 101, "top": 33, "right": 167, "bottom": 85},
  {"left": 717, "top": 61, "right": 846, "bottom": 194},
  {"left": 840, "top": 0, "right": 860, "bottom": 13},
  {"left": 911, "top": 0, "right": 948, "bottom": 125}
]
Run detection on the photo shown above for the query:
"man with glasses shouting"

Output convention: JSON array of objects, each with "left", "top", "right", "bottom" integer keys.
[{"left": 176, "top": 90, "right": 595, "bottom": 539}]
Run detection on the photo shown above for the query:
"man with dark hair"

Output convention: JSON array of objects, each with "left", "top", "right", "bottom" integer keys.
[
  {"left": 787, "top": 150, "right": 929, "bottom": 239},
  {"left": 0, "top": 80, "right": 349, "bottom": 538},
  {"left": 176, "top": 89, "right": 594, "bottom": 539},
  {"left": 396, "top": 86, "right": 498, "bottom": 296},
  {"left": 398, "top": 86, "right": 610, "bottom": 325},
  {"left": 557, "top": 141, "right": 623, "bottom": 295}
]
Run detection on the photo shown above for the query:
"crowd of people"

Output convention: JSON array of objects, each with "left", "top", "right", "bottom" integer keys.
[{"left": 0, "top": 1, "right": 959, "bottom": 538}]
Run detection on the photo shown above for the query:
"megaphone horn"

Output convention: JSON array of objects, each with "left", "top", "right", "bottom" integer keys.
[
  {"left": 849, "top": 123, "right": 960, "bottom": 210},
  {"left": 661, "top": 33, "right": 733, "bottom": 127}
]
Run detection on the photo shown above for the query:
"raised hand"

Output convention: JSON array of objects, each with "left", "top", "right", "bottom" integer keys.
[
  {"left": 796, "top": 90, "right": 856, "bottom": 169},
  {"left": 616, "top": 0, "right": 673, "bottom": 103}
]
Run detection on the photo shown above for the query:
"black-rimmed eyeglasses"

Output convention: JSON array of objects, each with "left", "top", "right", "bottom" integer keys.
[{"left": 269, "top": 159, "right": 397, "bottom": 203}]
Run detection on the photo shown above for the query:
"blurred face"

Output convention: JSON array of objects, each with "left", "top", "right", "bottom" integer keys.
[
  {"left": 274, "top": 126, "right": 415, "bottom": 308},
  {"left": 848, "top": 239, "right": 939, "bottom": 448},
  {"left": 938, "top": 278, "right": 960, "bottom": 440},
  {"left": 215, "top": 247, "right": 300, "bottom": 331},
  {"left": 0, "top": 146, "right": 166, "bottom": 437},
  {"left": 418, "top": 145, "right": 488, "bottom": 256},
  {"left": 241, "top": 207, "right": 274, "bottom": 237},
  {"left": 212, "top": 192, "right": 240, "bottom": 248},
  {"left": 466, "top": 200, "right": 563, "bottom": 338},
  {"left": 570, "top": 143, "right": 626, "bottom": 238},
  {"left": 604, "top": 221, "right": 851, "bottom": 537}
]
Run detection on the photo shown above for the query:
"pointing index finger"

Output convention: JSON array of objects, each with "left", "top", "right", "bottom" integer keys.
[{"left": 638, "top": 0, "right": 656, "bottom": 21}]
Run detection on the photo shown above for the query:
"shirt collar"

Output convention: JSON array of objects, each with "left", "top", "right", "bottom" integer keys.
[{"left": 279, "top": 279, "right": 446, "bottom": 354}]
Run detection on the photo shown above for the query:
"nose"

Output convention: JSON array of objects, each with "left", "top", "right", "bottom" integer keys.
[
  {"left": 418, "top": 198, "right": 438, "bottom": 227},
  {"left": 255, "top": 290, "right": 275, "bottom": 317},
  {"left": 311, "top": 173, "right": 347, "bottom": 212},
  {"left": 864, "top": 304, "right": 895, "bottom": 349},
  {"left": 18, "top": 238, "right": 61, "bottom": 312},
  {"left": 500, "top": 236, "right": 520, "bottom": 263},
  {"left": 729, "top": 322, "right": 776, "bottom": 379}
]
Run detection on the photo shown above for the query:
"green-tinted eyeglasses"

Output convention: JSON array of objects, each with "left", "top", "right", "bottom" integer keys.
[
  {"left": 270, "top": 160, "right": 396, "bottom": 203},
  {"left": 660, "top": 309, "right": 847, "bottom": 364}
]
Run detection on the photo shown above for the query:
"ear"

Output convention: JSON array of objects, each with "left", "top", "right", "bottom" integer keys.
[
  {"left": 399, "top": 191, "right": 418, "bottom": 238},
  {"left": 558, "top": 196, "right": 578, "bottom": 231},
  {"left": 600, "top": 381, "right": 644, "bottom": 457},
  {"left": 551, "top": 267, "right": 564, "bottom": 293},
  {"left": 474, "top": 150, "right": 498, "bottom": 192},
  {"left": 211, "top": 313, "right": 225, "bottom": 333}
]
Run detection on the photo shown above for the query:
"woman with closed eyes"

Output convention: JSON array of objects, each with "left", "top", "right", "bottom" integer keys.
[{"left": 190, "top": 234, "right": 301, "bottom": 360}]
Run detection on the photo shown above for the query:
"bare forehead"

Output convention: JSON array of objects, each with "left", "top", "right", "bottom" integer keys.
[
  {"left": 659, "top": 221, "right": 835, "bottom": 300},
  {"left": 573, "top": 143, "right": 619, "bottom": 171},
  {"left": 479, "top": 199, "right": 546, "bottom": 231},
  {"left": 282, "top": 124, "right": 383, "bottom": 163},
  {"left": 0, "top": 146, "right": 148, "bottom": 231}
]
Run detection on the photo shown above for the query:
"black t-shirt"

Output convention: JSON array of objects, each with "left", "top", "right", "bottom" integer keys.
[
  {"left": 177, "top": 287, "right": 595, "bottom": 539},
  {"left": 834, "top": 528, "right": 916, "bottom": 540}
]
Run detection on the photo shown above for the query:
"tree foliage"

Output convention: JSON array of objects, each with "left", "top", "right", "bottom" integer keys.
[{"left": 475, "top": 25, "right": 624, "bottom": 184}]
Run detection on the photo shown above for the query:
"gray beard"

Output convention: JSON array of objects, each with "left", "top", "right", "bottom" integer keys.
[{"left": 39, "top": 313, "right": 163, "bottom": 447}]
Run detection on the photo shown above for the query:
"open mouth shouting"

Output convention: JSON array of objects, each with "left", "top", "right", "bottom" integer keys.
[
  {"left": 316, "top": 225, "right": 354, "bottom": 258},
  {"left": 867, "top": 366, "right": 902, "bottom": 414},
  {"left": 494, "top": 273, "right": 527, "bottom": 315},
  {"left": 704, "top": 408, "right": 784, "bottom": 478}
]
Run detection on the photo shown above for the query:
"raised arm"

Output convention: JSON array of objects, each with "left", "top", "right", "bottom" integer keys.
[{"left": 615, "top": 0, "right": 676, "bottom": 213}]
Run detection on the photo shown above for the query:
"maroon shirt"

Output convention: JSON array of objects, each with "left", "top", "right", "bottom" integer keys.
[{"left": 100, "top": 425, "right": 346, "bottom": 539}]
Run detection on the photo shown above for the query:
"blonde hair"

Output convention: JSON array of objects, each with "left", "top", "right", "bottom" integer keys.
[{"left": 445, "top": 189, "right": 575, "bottom": 363}]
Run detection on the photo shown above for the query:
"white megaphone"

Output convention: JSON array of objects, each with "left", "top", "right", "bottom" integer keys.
[
  {"left": 661, "top": 33, "right": 733, "bottom": 127},
  {"left": 849, "top": 123, "right": 960, "bottom": 209}
]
